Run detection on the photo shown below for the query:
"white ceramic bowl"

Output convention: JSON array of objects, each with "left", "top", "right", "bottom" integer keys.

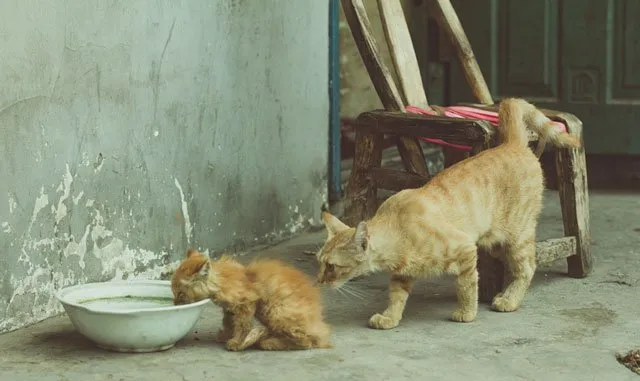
[{"left": 55, "top": 280, "right": 210, "bottom": 353}]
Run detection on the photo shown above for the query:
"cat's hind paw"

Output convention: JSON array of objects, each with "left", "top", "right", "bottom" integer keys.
[
  {"left": 368, "top": 313, "right": 399, "bottom": 330},
  {"left": 491, "top": 295, "right": 520, "bottom": 312},
  {"left": 225, "top": 338, "right": 245, "bottom": 351}
]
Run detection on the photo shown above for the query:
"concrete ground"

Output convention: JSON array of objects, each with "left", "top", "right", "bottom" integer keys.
[{"left": 1, "top": 190, "right": 639, "bottom": 381}]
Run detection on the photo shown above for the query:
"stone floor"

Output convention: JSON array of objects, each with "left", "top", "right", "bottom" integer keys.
[{"left": 1, "top": 190, "right": 640, "bottom": 381}]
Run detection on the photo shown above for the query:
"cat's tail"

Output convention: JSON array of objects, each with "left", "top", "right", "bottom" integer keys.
[{"left": 498, "top": 98, "right": 581, "bottom": 149}]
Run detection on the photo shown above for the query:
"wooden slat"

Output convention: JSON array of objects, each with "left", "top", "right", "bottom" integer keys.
[
  {"left": 535, "top": 237, "right": 577, "bottom": 264},
  {"left": 341, "top": 0, "right": 429, "bottom": 176},
  {"left": 341, "top": 0, "right": 405, "bottom": 111},
  {"left": 367, "top": 167, "right": 430, "bottom": 191},
  {"left": 429, "top": 0, "right": 493, "bottom": 105},
  {"left": 355, "top": 111, "right": 494, "bottom": 144},
  {"left": 377, "top": 0, "right": 429, "bottom": 109}
]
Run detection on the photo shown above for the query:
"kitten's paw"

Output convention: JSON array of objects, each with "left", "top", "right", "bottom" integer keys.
[
  {"left": 450, "top": 308, "right": 476, "bottom": 323},
  {"left": 491, "top": 295, "right": 520, "bottom": 312},
  {"left": 225, "top": 338, "right": 245, "bottom": 352},
  {"left": 368, "top": 313, "right": 399, "bottom": 330}
]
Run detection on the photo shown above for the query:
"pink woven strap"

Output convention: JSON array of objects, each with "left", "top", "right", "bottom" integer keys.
[{"left": 404, "top": 105, "right": 567, "bottom": 152}]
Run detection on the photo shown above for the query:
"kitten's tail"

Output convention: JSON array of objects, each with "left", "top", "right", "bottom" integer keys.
[{"left": 498, "top": 98, "right": 581, "bottom": 149}]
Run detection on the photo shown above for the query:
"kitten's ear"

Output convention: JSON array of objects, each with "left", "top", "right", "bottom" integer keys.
[
  {"left": 197, "top": 259, "right": 211, "bottom": 278},
  {"left": 186, "top": 248, "right": 200, "bottom": 258},
  {"left": 354, "top": 221, "right": 369, "bottom": 252},
  {"left": 322, "top": 211, "right": 349, "bottom": 236}
]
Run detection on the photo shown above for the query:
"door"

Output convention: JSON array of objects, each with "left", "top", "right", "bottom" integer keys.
[{"left": 444, "top": 0, "right": 640, "bottom": 155}]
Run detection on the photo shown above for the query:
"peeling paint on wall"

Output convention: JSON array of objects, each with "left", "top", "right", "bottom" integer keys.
[
  {"left": 0, "top": 0, "right": 329, "bottom": 334},
  {"left": 174, "top": 178, "right": 193, "bottom": 246},
  {"left": 0, "top": 168, "right": 180, "bottom": 333},
  {"left": 54, "top": 164, "right": 74, "bottom": 226}
]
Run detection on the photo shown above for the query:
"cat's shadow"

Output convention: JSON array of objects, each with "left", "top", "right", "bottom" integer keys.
[{"left": 320, "top": 268, "right": 569, "bottom": 329}]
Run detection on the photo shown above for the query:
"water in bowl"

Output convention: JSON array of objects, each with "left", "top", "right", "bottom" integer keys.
[{"left": 79, "top": 295, "right": 174, "bottom": 311}]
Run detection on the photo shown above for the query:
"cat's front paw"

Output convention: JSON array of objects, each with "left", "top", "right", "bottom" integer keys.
[
  {"left": 491, "top": 295, "right": 520, "bottom": 312},
  {"left": 450, "top": 308, "right": 476, "bottom": 323},
  {"left": 368, "top": 313, "right": 399, "bottom": 330},
  {"left": 225, "top": 338, "right": 245, "bottom": 352}
]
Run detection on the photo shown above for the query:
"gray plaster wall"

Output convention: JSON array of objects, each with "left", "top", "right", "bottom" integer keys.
[{"left": 0, "top": 1, "right": 329, "bottom": 333}]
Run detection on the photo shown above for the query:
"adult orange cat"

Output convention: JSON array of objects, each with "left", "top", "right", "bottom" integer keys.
[
  {"left": 316, "top": 98, "right": 580, "bottom": 328},
  {"left": 172, "top": 249, "right": 332, "bottom": 351}
]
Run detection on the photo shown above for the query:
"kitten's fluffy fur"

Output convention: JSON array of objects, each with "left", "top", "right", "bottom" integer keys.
[
  {"left": 316, "top": 98, "right": 581, "bottom": 329},
  {"left": 171, "top": 249, "right": 332, "bottom": 351}
]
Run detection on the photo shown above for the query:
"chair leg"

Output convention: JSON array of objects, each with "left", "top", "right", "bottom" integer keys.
[
  {"left": 442, "top": 146, "right": 469, "bottom": 167},
  {"left": 395, "top": 137, "right": 430, "bottom": 176},
  {"left": 478, "top": 247, "right": 505, "bottom": 303},
  {"left": 344, "top": 129, "right": 384, "bottom": 226},
  {"left": 555, "top": 146, "right": 593, "bottom": 277}
]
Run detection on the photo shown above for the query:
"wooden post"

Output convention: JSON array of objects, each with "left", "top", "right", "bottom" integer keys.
[
  {"left": 343, "top": 129, "right": 384, "bottom": 225},
  {"left": 556, "top": 146, "right": 593, "bottom": 277}
]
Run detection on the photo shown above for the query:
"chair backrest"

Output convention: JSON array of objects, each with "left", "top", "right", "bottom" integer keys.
[
  {"left": 341, "top": 0, "right": 428, "bottom": 112},
  {"left": 341, "top": 0, "right": 493, "bottom": 109},
  {"left": 376, "top": 0, "right": 429, "bottom": 109}
]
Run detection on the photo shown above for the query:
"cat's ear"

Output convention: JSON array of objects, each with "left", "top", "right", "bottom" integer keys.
[
  {"left": 322, "top": 211, "right": 349, "bottom": 236},
  {"left": 186, "top": 248, "right": 200, "bottom": 258},
  {"left": 354, "top": 221, "right": 369, "bottom": 252},
  {"left": 197, "top": 259, "right": 211, "bottom": 278}
]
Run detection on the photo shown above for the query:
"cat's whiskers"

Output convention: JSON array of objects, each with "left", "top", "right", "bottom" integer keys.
[
  {"left": 334, "top": 282, "right": 370, "bottom": 300},
  {"left": 343, "top": 283, "right": 371, "bottom": 299}
]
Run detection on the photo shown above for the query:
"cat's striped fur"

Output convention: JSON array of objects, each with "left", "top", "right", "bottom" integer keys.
[{"left": 317, "top": 98, "right": 580, "bottom": 328}]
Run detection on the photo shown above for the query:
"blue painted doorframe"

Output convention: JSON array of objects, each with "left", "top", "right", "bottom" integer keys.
[{"left": 328, "top": 0, "right": 341, "bottom": 202}]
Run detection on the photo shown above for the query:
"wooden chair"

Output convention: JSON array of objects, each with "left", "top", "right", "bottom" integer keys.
[{"left": 340, "top": 0, "right": 592, "bottom": 302}]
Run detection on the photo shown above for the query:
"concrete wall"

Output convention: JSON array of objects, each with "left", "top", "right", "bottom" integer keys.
[{"left": 0, "top": 1, "right": 329, "bottom": 333}]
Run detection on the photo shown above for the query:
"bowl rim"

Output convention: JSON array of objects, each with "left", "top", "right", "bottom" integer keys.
[{"left": 55, "top": 279, "right": 211, "bottom": 315}]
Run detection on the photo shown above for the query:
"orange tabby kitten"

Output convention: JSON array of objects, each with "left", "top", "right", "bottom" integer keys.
[
  {"left": 316, "top": 98, "right": 581, "bottom": 328},
  {"left": 172, "top": 249, "right": 332, "bottom": 351}
]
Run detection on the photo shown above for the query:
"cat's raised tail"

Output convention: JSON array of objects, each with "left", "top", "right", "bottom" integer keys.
[{"left": 498, "top": 98, "right": 581, "bottom": 149}]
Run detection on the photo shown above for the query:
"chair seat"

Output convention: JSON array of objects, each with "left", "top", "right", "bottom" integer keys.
[{"left": 354, "top": 104, "right": 584, "bottom": 152}]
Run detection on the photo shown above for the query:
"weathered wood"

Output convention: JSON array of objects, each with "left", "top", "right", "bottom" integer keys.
[
  {"left": 343, "top": 130, "right": 384, "bottom": 225},
  {"left": 430, "top": 0, "right": 493, "bottom": 105},
  {"left": 341, "top": 0, "right": 404, "bottom": 111},
  {"left": 556, "top": 145, "right": 593, "bottom": 277},
  {"left": 535, "top": 237, "right": 577, "bottom": 264},
  {"left": 355, "top": 111, "right": 494, "bottom": 145},
  {"left": 341, "top": 0, "right": 429, "bottom": 177},
  {"left": 377, "top": 0, "right": 429, "bottom": 109},
  {"left": 367, "top": 167, "right": 430, "bottom": 191}
]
